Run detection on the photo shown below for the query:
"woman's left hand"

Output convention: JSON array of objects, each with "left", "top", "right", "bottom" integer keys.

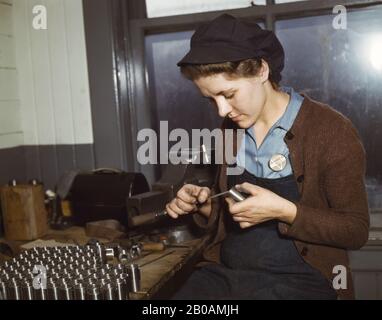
[{"left": 225, "top": 182, "right": 297, "bottom": 229}]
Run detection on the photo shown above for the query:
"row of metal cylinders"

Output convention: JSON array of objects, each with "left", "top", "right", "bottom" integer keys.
[
  {"left": 1, "top": 259, "right": 103, "bottom": 274},
  {"left": 8, "top": 245, "right": 102, "bottom": 258},
  {"left": 1, "top": 269, "right": 129, "bottom": 284},
  {"left": 4, "top": 249, "right": 104, "bottom": 266},
  {"left": 6, "top": 253, "right": 102, "bottom": 264},
  {"left": 1, "top": 278, "right": 130, "bottom": 300},
  {"left": 1, "top": 262, "right": 126, "bottom": 278}
]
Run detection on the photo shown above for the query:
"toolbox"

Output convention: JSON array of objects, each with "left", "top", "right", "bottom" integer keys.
[{"left": 68, "top": 169, "right": 150, "bottom": 226}]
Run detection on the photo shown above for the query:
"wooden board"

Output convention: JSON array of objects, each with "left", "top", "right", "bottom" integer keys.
[{"left": 129, "top": 236, "right": 211, "bottom": 300}]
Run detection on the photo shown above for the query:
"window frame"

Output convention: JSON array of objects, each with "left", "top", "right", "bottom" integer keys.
[{"left": 111, "top": 0, "right": 382, "bottom": 178}]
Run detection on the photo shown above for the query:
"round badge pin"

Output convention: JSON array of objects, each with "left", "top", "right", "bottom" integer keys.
[{"left": 268, "top": 154, "right": 287, "bottom": 172}]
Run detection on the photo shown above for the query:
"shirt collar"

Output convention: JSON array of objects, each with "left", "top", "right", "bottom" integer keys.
[
  {"left": 276, "top": 86, "right": 303, "bottom": 131},
  {"left": 245, "top": 86, "right": 303, "bottom": 138}
]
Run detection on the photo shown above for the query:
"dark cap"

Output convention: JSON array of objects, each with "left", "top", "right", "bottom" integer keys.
[{"left": 177, "top": 14, "right": 285, "bottom": 83}]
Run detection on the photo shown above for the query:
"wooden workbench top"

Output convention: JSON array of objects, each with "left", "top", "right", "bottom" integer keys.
[{"left": 130, "top": 236, "right": 211, "bottom": 300}]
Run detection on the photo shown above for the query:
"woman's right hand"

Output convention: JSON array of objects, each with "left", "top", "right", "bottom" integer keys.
[{"left": 166, "top": 184, "right": 212, "bottom": 219}]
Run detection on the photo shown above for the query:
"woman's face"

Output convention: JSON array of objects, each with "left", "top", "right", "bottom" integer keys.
[{"left": 194, "top": 73, "right": 267, "bottom": 129}]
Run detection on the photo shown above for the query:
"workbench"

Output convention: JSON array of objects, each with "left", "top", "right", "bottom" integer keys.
[
  {"left": 0, "top": 226, "right": 211, "bottom": 300},
  {"left": 2, "top": 226, "right": 382, "bottom": 299}
]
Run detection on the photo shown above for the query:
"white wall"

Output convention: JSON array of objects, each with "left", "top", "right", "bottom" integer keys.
[
  {"left": 0, "top": 0, "right": 23, "bottom": 149},
  {"left": 12, "top": 0, "right": 93, "bottom": 147}
]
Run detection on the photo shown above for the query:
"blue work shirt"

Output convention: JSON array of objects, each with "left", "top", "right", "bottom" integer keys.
[{"left": 236, "top": 87, "right": 303, "bottom": 179}]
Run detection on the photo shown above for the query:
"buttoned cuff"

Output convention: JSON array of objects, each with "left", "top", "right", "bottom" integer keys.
[{"left": 278, "top": 201, "right": 303, "bottom": 237}]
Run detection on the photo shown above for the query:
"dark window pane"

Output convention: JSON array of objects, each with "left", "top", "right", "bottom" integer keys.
[
  {"left": 145, "top": 31, "right": 221, "bottom": 179},
  {"left": 145, "top": 30, "right": 221, "bottom": 135},
  {"left": 276, "top": 6, "right": 382, "bottom": 196}
]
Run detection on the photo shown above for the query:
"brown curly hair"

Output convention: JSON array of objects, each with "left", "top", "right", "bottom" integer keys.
[{"left": 180, "top": 58, "right": 279, "bottom": 90}]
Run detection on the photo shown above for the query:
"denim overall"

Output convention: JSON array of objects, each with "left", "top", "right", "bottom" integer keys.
[{"left": 173, "top": 168, "right": 337, "bottom": 300}]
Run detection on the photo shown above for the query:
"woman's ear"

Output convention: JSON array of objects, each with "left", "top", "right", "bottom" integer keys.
[{"left": 258, "top": 59, "right": 270, "bottom": 83}]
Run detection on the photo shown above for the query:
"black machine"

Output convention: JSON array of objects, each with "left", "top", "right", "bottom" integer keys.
[{"left": 66, "top": 169, "right": 150, "bottom": 226}]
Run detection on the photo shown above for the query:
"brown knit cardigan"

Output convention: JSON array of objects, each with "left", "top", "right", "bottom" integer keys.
[{"left": 193, "top": 94, "right": 370, "bottom": 300}]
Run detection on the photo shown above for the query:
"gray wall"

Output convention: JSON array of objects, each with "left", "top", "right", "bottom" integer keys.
[
  {"left": 82, "top": 0, "right": 129, "bottom": 173},
  {"left": 350, "top": 244, "right": 382, "bottom": 300}
]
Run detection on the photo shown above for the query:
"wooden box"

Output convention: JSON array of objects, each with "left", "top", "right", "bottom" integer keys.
[{"left": 1, "top": 184, "right": 48, "bottom": 241}]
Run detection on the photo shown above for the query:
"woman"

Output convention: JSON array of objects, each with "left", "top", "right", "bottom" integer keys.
[{"left": 165, "top": 14, "right": 369, "bottom": 300}]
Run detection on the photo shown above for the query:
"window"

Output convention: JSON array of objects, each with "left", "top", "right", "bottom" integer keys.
[
  {"left": 275, "top": 0, "right": 313, "bottom": 3},
  {"left": 145, "top": 31, "right": 221, "bottom": 147},
  {"left": 146, "top": 0, "right": 265, "bottom": 18},
  {"left": 276, "top": 5, "right": 382, "bottom": 212}
]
